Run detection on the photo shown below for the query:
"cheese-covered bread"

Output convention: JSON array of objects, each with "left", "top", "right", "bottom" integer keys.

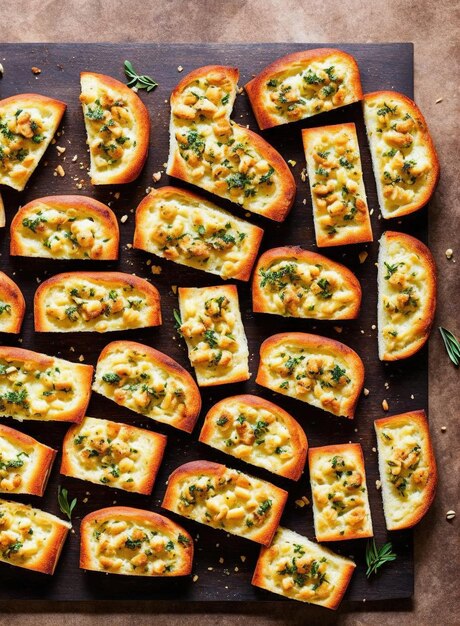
[
  {"left": 80, "top": 507, "right": 193, "bottom": 576},
  {"left": 302, "top": 123, "right": 373, "bottom": 247},
  {"left": 93, "top": 340, "right": 201, "bottom": 433},
  {"left": 167, "top": 65, "right": 295, "bottom": 222},
  {"left": 0, "top": 423, "right": 56, "bottom": 496},
  {"left": 363, "top": 91, "right": 439, "bottom": 218},
  {"left": 34, "top": 271, "right": 161, "bottom": 333},
  {"left": 80, "top": 72, "right": 150, "bottom": 185},
  {"left": 375, "top": 410, "right": 437, "bottom": 530},
  {"left": 252, "top": 526, "right": 356, "bottom": 608},
  {"left": 61, "top": 416, "right": 167, "bottom": 495},
  {"left": 133, "top": 186, "right": 264, "bottom": 281},
  {"left": 10, "top": 195, "right": 119, "bottom": 260},
  {"left": 0, "top": 94, "right": 66, "bottom": 191},
  {"left": 252, "top": 246, "right": 361, "bottom": 319},
  {"left": 0, "top": 272, "right": 25, "bottom": 334},
  {"left": 245, "top": 48, "right": 362, "bottom": 130},
  {"left": 308, "top": 443, "right": 373, "bottom": 542},
  {"left": 199, "top": 394, "right": 307, "bottom": 480},
  {"left": 162, "top": 460, "right": 287, "bottom": 546},
  {"left": 0, "top": 346, "right": 93, "bottom": 423},
  {"left": 0, "top": 498, "right": 70, "bottom": 574},
  {"left": 378, "top": 231, "right": 436, "bottom": 360},
  {"left": 178, "top": 285, "right": 249, "bottom": 386}
]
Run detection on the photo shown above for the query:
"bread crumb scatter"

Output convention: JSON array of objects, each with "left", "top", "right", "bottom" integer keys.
[
  {"left": 171, "top": 285, "right": 177, "bottom": 294},
  {"left": 150, "top": 265, "right": 162, "bottom": 275},
  {"left": 240, "top": 555, "right": 246, "bottom": 563},
  {"left": 177, "top": 66, "right": 184, "bottom": 72},
  {"left": 152, "top": 171, "right": 162, "bottom": 183},
  {"left": 300, "top": 168, "right": 307, "bottom": 182},
  {"left": 446, "top": 510, "right": 456, "bottom": 520},
  {"left": 192, "top": 574, "right": 198, "bottom": 582},
  {"left": 371, "top": 324, "right": 376, "bottom": 330},
  {"left": 31, "top": 66, "right": 41, "bottom": 74},
  {"left": 410, "top": 394, "right": 415, "bottom": 400},
  {"left": 334, "top": 326, "right": 343, "bottom": 334},
  {"left": 55, "top": 164, "right": 65, "bottom": 177},
  {"left": 219, "top": 557, "right": 224, "bottom": 564},
  {"left": 445, "top": 248, "right": 453, "bottom": 259},
  {"left": 441, "top": 426, "right": 447, "bottom": 432},
  {"left": 72, "top": 154, "right": 78, "bottom": 162},
  {"left": 435, "top": 97, "right": 443, "bottom": 103},
  {"left": 288, "top": 159, "right": 296, "bottom": 167},
  {"left": 359, "top": 251, "right": 368, "bottom": 264},
  {"left": 0, "top": 63, "right": 4, "bottom": 77},
  {"left": 145, "top": 187, "right": 152, "bottom": 194},
  {"left": 372, "top": 447, "right": 376, "bottom": 452},
  {"left": 78, "top": 354, "right": 85, "bottom": 362},
  {"left": 375, "top": 480, "right": 382, "bottom": 490},
  {"left": 382, "top": 399, "right": 389, "bottom": 411},
  {"left": 114, "top": 192, "right": 120, "bottom": 200},
  {"left": 120, "top": 214, "right": 128, "bottom": 223}
]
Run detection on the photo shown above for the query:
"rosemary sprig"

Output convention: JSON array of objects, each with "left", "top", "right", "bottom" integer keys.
[
  {"left": 365, "top": 539, "right": 397, "bottom": 578},
  {"left": 124, "top": 60, "right": 158, "bottom": 92},
  {"left": 58, "top": 486, "right": 77, "bottom": 521},
  {"left": 173, "top": 309, "right": 183, "bottom": 337},
  {"left": 439, "top": 327, "right": 460, "bottom": 367}
]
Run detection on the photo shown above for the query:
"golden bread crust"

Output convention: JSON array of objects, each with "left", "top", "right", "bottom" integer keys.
[{"left": 0, "top": 272, "right": 26, "bottom": 333}]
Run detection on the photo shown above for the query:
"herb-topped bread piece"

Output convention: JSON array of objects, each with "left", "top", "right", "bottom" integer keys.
[
  {"left": 252, "top": 246, "right": 361, "bottom": 319},
  {"left": 0, "top": 423, "right": 56, "bottom": 496},
  {"left": 256, "top": 332, "right": 364, "bottom": 419},
  {"left": 93, "top": 340, "right": 201, "bottom": 433},
  {"left": 167, "top": 65, "right": 295, "bottom": 222},
  {"left": 308, "top": 443, "right": 373, "bottom": 542},
  {"left": 80, "top": 72, "right": 150, "bottom": 184},
  {"left": 374, "top": 410, "right": 437, "bottom": 530},
  {"left": 252, "top": 526, "right": 356, "bottom": 608},
  {"left": 363, "top": 91, "right": 439, "bottom": 218},
  {"left": 80, "top": 507, "right": 193, "bottom": 576},
  {"left": 378, "top": 231, "right": 436, "bottom": 360},
  {"left": 34, "top": 271, "right": 161, "bottom": 333},
  {"left": 0, "top": 272, "right": 25, "bottom": 334},
  {"left": 0, "top": 94, "right": 66, "bottom": 190},
  {"left": 302, "top": 123, "right": 373, "bottom": 247},
  {"left": 245, "top": 48, "right": 362, "bottom": 130},
  {"left": 61, "top": 417, "right": 167, "bottom": 495},
  {"left": 199, "top": 394, "right": 308, "bottom": 480},
  {"left": 133, "top": 186, "right": 264, "bottom": 281},
  {"left": 162, "top": 460, "right": 287, "bottom": 546},
  {"left": 10, "top": 195, "right": 119, "bottom": 260},
  {"left": 178, "top": 285, "right": 249, "bottom": 386}
]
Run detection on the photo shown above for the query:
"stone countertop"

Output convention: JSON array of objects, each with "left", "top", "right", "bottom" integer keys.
[{"left": 0, "top": 1, "right": 458, "bottom": 625}]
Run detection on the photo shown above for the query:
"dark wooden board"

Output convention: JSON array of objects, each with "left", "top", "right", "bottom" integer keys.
[{"left": 0, "top": 43, "right": 422, "bottom": 603}]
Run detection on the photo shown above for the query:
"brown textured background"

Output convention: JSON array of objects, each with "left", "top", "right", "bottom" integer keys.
[{"left": 0, "top": 0, "right": 459, "bottom": 624}]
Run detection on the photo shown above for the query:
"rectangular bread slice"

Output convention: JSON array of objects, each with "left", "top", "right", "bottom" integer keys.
[
  {"left": 252, "top": 526, "right": 356, "bottom": 608},
  {"left": 162, "top": 460, "right": 288, "bottom": 546},
  {"left": 302, "top": 123, "right": 373, "bottom": 247},
  {"left": 0, "top": 498, "right": 70, "bottom": 574},
  {"left": 178, "top": 285, "right": 249, "bottom": 386},
  {"left": 308, "top": 443, "right": 373, "bottom": 541}
]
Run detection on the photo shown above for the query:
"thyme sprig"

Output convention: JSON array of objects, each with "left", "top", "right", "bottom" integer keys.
[{"left": 365, "top": 539, "right": 397, "bottom": 578}]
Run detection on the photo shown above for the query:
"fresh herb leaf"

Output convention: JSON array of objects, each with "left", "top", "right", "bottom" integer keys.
[
  {"left": 173, "top": 309, "right": 183, "bottom": 336},
  {"left": 439, "top": 327, "right": 460, "bottom": 367},
  {"left": 124, "top": 60, "right": 158, "bottom": 92},
  {"left": 58, "top": 486, "right": 77, "bottom": 521},
  {"left": 102, "top": 372, "right": 121, "bottom": 384},
  {"left": 365, "top": 539, "right": 397, "bottom": 578}
]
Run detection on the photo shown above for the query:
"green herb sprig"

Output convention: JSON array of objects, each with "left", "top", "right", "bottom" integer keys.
[
  {"left": 439, "top": 327, "right": 460, "bottom": 367},
  {"left": 365, "top": 539, "right": 397, "bottom": 578},
  {"left": 58, "top": 486, "right": 77, "bottom": 521},
  {"left": 124, "top": 61, "right": 158, "bottom": 92}
]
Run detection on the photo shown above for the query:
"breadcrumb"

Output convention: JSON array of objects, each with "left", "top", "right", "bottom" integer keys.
[
  {"left": 359, "top": 251, "right": 368, "bottom": 264},
  {"left": 382, "top": 399, "right": 389, "bottom": 411},
  {"left": 31, "top": 66, "right": 41, "bottom": 74},
  {"left": 120, "top": 215, "right": 128, "bottom": 223}
]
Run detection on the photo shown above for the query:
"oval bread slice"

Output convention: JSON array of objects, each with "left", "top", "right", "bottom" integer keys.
[
  {"left": 199, "top": 394, "right": 307, "bottom": 480},
  {"left": 256, "top": 332, "right": 364, "bottom": 419},
  {"left": 34, "top": 271, "right": 161, "bottom": 333},
  {"left": 363, "top": 91, "right": 439, "bottom": 219},
  {"left": 80, "top": 507, "right": 193, "bottom": 576},
  {"left": 10, "top": 195, "right": 119, "bottom": 260},
  {"left": 0, "top": 94, "right": 66, "bottom": 191},
  {"left": 0, "top": 272, "right": 25, "bottom": 334},
  {"left": 252, "top": 246, "right": 361, "bottom": 319},
  {"left": 162, "top": 460, "right": 288, "bottom": 546},
  {"left": 92, "top": 340, "right": 201, "bottom": 433},
  {"left": 374, "top": 409, "right": 437, "bottom": 530},
  {"left": 378, "top": 231, "right": 436, "bottom": 360},
  {"left": 80, "top": 72, "right": 150, "bottom": 185}
]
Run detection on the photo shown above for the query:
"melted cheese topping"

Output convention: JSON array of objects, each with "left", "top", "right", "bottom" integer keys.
[
  {"left": 304, "top": 125, "right": 371, "bottom": 244},
  {"left": 0, "top": 435, "right": 39, "bottom": 493},
  {"left": 179, "top": 288, "right": 249, "bottom": 385},
  {"left": 364, "top": 97, "right": 434, "bottom": 216},
  {"left": 310, "top": 448, "right": 372, "bottom": 539}
]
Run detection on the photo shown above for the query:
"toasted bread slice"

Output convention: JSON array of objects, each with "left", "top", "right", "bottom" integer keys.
[
  {"left": 0, "top": 193, "right": 5, "bottom": 228},
  {"left": 34, "top": 271, "right": 161, "bottom": 333},
  {"left": 252, "top": 246, "right": 361, "bottom": 319},
  {"left": 162, "top": 460, "right": 287, "bottom": 545},
  {"left": 245, "top": 48, "right": 362, "bottom": 130},
  {"left": 363, "top": 91, "right": 439, "bottom": 218},
  {"left": 256, "top": 332, "right": 364, "bottom": 419},
  {"left": 375, "top": 410, "right": 437, "bottom": 530},
  {"left": 61, "top": 417, "right": 167, "bottom": 495},
  {"left": 252, "top": 526, "right": 356, "bottom": 608},
  {"left": 308, "top": 443, "right": 373, "bottom": 542},
  {"left": 199, "top": 394, "right": 307, "bottom": 480},
  {"left": 93, "top": 340, "right": 201, "bottom": 433},
  {"left": 0, "top": 272, "right": 25, "bottom": 334},
  {"left": 302, "top": 123, "right": 373, "bottom": 247},
  {"left": 178, "top": 285, "right": 249, "bottom": 386},
  {"left": 378, "top": 231, "right": 436, "bottom": 360},
  {"left": 0, "top": 94, "right": 66, "bottom": 191},
  {"left": 0, "top": 346, "right": 93, "bottom": 423},
  {"left": 167, "top": 65, "right": 295, "bottom": 222},
  {"left": 80, "top": 72, "right": 150, "bottom": 185},
  {"left": 0, "top": 424, "right": 56, "bottom": 496},
  {"left": 0, "top": 498, "right": 70, "bottom": 574},
  {"left": 133, "top": 186, "right": 264, "bottom": 281},
  {"left": 10, "top": 195, "right": 119, "bottom": 260}
]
